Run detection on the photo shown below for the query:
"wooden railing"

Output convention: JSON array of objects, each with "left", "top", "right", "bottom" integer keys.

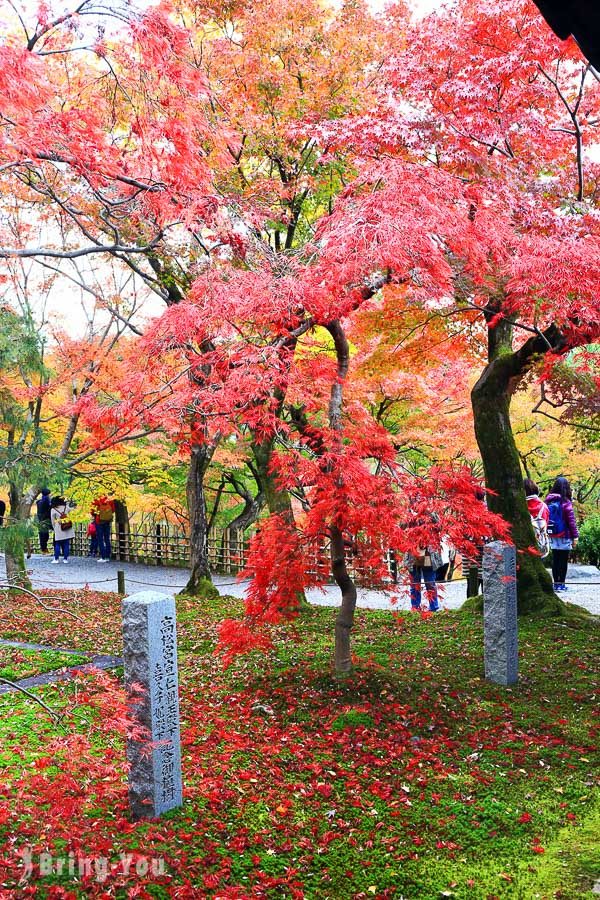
[
  {"left": 29, "top": 525, "right": 462, "bottom": 584},
  {"left": 65, "top": 523, "right": 252, "bottom": 574}
]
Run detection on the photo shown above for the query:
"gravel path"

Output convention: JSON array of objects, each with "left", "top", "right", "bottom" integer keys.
[{"left": 3, "top": 553, "right": 599, "bottom": 615}]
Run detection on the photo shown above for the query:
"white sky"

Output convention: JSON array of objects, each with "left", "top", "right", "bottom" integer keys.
[
  {"left": 8, "top": 0, "right": 442, "bottom": 25},
  {"left": 9, "top": 0, "right": 596, "bottom": 337},
  {"left": 1, "top": 0, "right": 442, "bottom": 338}
]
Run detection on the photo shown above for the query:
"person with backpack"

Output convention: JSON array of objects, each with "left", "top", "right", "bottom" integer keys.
[
  {"left": 524, "top": 478, "right": 550, "bottom": 560},
  {"left": 35, "top": 488, "right": 52, "bottom": 554},
  {"left": 50, "top": 497, "right": 75, "bottom": 564},
  {"left": 404, "top": 546, "right": 442, "bottom": 612},
  {"left": 545, "top": 476, "right": 579, "bottom": 592},
  {"left": 92, "top": 495, "right": 115, "bottom": 562}
]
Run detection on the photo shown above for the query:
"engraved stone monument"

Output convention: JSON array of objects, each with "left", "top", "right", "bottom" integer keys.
[
  {"left": 121, "top": 591, "right": 183, "bottom": 819},
  {"left": 483, "top": 541, "right": 518, "bottom": 686}
]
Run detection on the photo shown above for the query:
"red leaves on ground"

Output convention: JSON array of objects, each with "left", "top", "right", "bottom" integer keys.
[
  {"left": 216, "top": 619, "right": 274, "bottom": 667},
  {"left": 0, "top": 593, "right": 596, "bottom": 897}
]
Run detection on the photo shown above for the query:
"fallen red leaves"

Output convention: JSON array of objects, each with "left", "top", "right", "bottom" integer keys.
[{"left": 0, "top": 590, "right": 597, "bottom": 898}]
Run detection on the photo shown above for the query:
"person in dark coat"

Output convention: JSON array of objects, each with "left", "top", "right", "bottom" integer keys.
[
  {"left": 36, "top": 488, "right": 52, "bottom": 554},
  {"left": 92, "top": 496, "right": 115, "bottom": 562}
]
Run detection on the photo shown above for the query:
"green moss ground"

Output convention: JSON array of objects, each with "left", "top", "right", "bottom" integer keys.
[
  {"left": 0, "top": 645, "right": 89, "bottom": 681},
  {"left": 0, "top": 591, "right": 598, "bottom": 898}
]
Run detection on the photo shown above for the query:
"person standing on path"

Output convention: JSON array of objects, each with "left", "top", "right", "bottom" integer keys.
[
  {"left": 545, "top": 476, "right": 579, "bottom": 592},
  {"left": 524, "top": 478, "right": 550, "bottom": 559},
  {"left": 87, "top": 512, "right": 99, "bottom": 557},
  {"left": 36, "top": 488, "right": 52, "bottom": 554},
  {"left": 92, "top": 496, "right": 115, "bottom": 562},
  {"left": 435, "top": 537, "right": 453, "bottom": 583},
  {"left": 405, "top": 547, "right": 442, "bottom": 612},
  {"left": 50, "top": 497, "right": 75, "bottom": 564}
]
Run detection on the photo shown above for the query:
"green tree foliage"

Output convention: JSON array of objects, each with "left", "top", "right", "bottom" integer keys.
[{"left": 578, "top": 516, "right": 600, "bottom": 567}]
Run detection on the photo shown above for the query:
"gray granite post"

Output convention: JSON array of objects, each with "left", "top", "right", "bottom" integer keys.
[
  {"left": 483, "top": 541, "right": 518, "bottom": 686},
  {"left": 121, "top": 591, "right": 183, "bottom": 819}
]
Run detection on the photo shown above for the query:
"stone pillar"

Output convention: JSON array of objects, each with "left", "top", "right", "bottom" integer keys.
[
  {"left": 483, "top": 541, "right": 518, "bottom": 686},
  {"left": 121, "top": 591, "right": 183, "bottom": 819}
]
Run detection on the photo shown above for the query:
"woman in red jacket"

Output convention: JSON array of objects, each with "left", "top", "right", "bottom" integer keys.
[
  {"left": 525, "top": 478, "right": 550, "bottom": 559},
  {"left": 525, "top": 478, "right": 550, "bottom": 523}
]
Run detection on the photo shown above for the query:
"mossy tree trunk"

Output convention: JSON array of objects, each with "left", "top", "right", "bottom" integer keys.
[
  {"left": 5, "top": 483, "right": 36, "bottom": 590},
  {"left": 223, "top": 472, "right": 264, "bottom": 560},
  {"left": 471, "top": 315, "right": 565, "bottom": 615},
  {"left": 181, "top": 443, "right": 218, "bottom": 598},
  {"left": 251, "top": 437, "right": 295, "bottom": 519}
]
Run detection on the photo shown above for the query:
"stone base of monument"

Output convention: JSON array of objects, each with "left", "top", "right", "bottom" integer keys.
[
  {"left": 483, "top": 541, "right": 518, "bottom": 686},
  {"left": 121, "top": 591, "right": 183, "bottom": 819}
]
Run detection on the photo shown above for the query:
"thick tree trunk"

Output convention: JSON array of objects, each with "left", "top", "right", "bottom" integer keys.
[
  {"left": 181, "top": 444, "right": 218, "bottom": 598},
  {"left": 331, "top": 524, "right": 357, "bottom": 675},
  {"left": 5, "top": 484, "right": 34, "bottom": 590},
  {"left": 251, "top": 438, "right": 295, "bottom": 518},
  {"left": 472, "top": 355, "right": 563, "bottom": 615},
  {"left": 4, "top": 540, "right": 30, "bottom": 588}
]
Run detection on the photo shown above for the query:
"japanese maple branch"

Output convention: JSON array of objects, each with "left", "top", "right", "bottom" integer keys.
[
  {"left": 0, "top": 678, "right": 62, "bottom": 721},
  {"left": 70, "top": 428, "right": 162, "bottom": 466},
  {"left": 0, "top": 234, "right": 165, "bottom": 260},
  {"left": 272, "top": 270, "right": 391, "bottom": 350},
  {"left": 35, "top": 260, "right": 145, "bottom": 336},
  {"left": 537, "top": 62, "right": 590, "bottom": 201},
  {"left": 532, "top": 384, "right": 600, "bottom": 432},
  {"left": 467, "top": 300, "right": 553, "bottom": 344}
]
